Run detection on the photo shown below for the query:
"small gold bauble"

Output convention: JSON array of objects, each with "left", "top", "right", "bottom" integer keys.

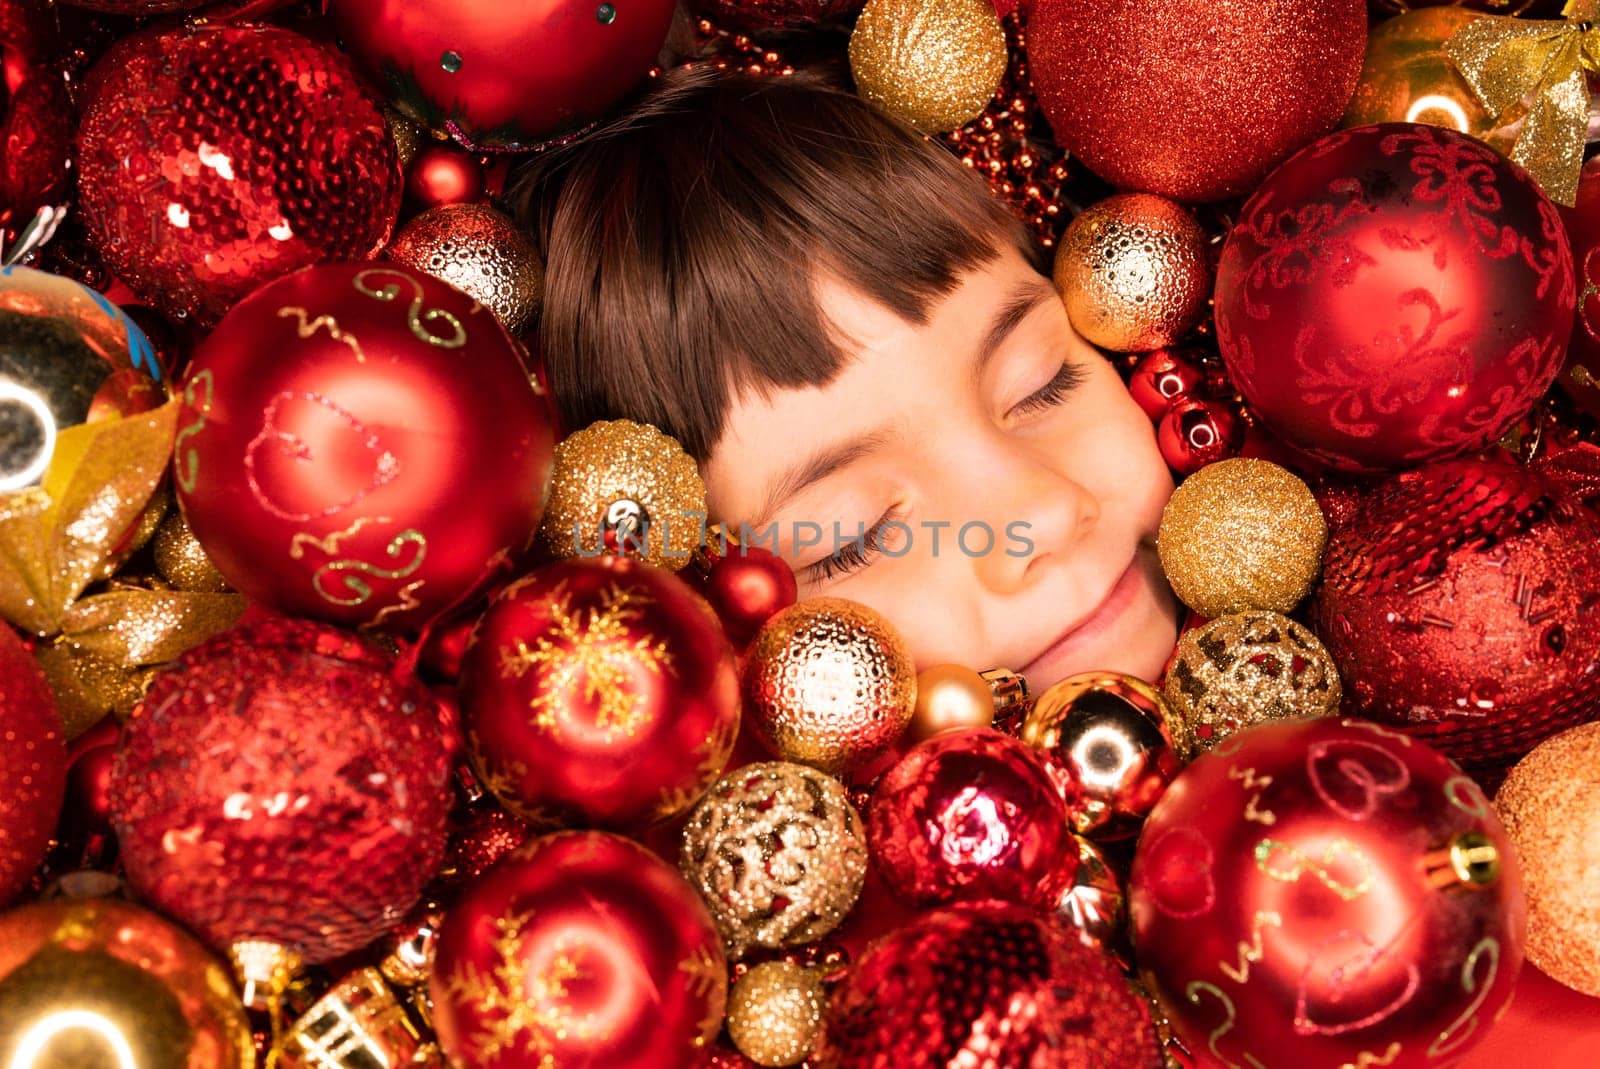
[
  {"left": 1163, "top": 611, "right": 1342, "bottom": 758},
  {"left": 848, "top": 0, "right": 1009, "bottom": 133},
  {"left": 1053, "top": 193, "right": 1211, "bottom": 353},
  {"left": 385, "top": 203, "right": 543, "bottom": 336},
  {"left": 742, "top": 597, "right": 917, "bottom": 773},
  {"left": 1341, "top": 8, "right": 1498, "bottom": 139},
  {"left": 1157, "top": 458, "right": 1327, "bottom": 619},
  {"left": 726, "top": 961, "right": 827, "bottom": 1068},
  {"left": 152, "top": 509, "right": 231, "bottom": 593},
  {"left": 908, "top": 663, "right": 995, "bottom": 742}
]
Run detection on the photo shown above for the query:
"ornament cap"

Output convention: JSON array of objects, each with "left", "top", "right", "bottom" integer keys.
[
  {"left": 1427, "top": 831, "right": 1503, "bottom": 890},
  {"left": 229, "top": 939, "right": 303, "bottom": 1012}
]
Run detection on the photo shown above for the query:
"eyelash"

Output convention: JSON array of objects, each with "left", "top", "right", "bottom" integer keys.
[
  {"left": 800, "top": 505, "right": 906, "bottom": 583},
  {"left": 1010, "top": 360, "right": 1089, "bottom": 417}
]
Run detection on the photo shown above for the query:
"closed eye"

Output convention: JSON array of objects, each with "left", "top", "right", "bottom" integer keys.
[{"left": 1009, "top": 360, "right": 1089, "bottom": 418}]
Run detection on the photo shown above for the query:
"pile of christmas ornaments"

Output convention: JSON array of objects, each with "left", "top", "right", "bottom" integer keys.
[{"left": 2, "top": 0, "right": 1600, "bottom": 1067}]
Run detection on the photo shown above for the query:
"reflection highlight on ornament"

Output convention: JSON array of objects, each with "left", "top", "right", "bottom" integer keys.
[
  {"left": 0, "top": 380, "right": 55, "bottom": 490},
  {"left": 1406, "top": 94, "right": 1472, "bottom": 130},
  {"left": 935, "top": 787, "right": 1011, "bottom": 868},
  {"left": 1070, "top": 723, "right": 1142, "bottom": 792},
  {"left": 9, "top": 1010, "right": 138, "bottom": 1069}
]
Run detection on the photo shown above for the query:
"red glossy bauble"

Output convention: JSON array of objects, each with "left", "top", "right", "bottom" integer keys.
[
  {"left": 814, "top": 900, "right": 1164, "bottom": 1068},
  {"left": 699, "top": 544, "right": 798, "bottom": 647},
  {"left": 1312, "top": 457, "right": 1600, "bottom": 774},
  {"left": 108, "top": 615, "right": 453, "bottom": 964},
  {"left": 0, "top": 625, "right": 67, "bottom": 904},
  {"left": 431, "top": 830, "right": 728, "bottom": 1069},
  {"left": 329, "top": 0, "right": 677, "bottom": 149},
  {"left": 0, "top": 59, "right": 71, "bottom": 245},
  {"left": 174, "top": 262, "right": 555, "bottom": 633},
  {"left": 1559, "top": 156, "right": 1600, "bottom": 418},
  {"left": 1128, "top": 347, "right": 1207, "bottom": 421},
  {"left": 867, "top": 727, "right": 1073, "bottom": 910},
  {"left": 404, "top": 142, "right": 486, "bottom": 211},
  {"left": 73, "top": 23, "right": 401, "bottom": 326},
  {"left": 1216, "top": 123, "right": 1575, "bottom": 472},
  {"left": 1130, "top": 717, "right": 1526, "bottom": 1068},
  {"left": 459, "top": 556, "right": 741, "bottom": 830},
  {"left": 689, "top": 0, "right": 864, "bottom": 29},
  {"left": 1157, "top": 396, "right": 1245, "bottom": 475},
  {"left": 1028, "top": 0, "right": 1366, "bottom": 202}
]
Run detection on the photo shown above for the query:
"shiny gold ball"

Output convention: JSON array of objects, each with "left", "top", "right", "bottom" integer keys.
[
  {"left": 742, "top": 597, "right": 917, "bottom": 773},
  {"left": 726, "top": 962, "right": 827, "bottom": 1068},
  {"left": 1342, "top": 8, "right": 1499, "bottom": 140},
  {"left": 1157, "top": 458, "right": 1327, "bottom": 619},
  {"left": 1053, "top": 193, "right": 1212, "bottom": 353},
  {"left": 385, "top": 203, "right": 543, "bottom": 336},
  {"left": 152, "top": 508, "right": 231, "bottom": 593},
  {"left": 1495, "top": 722, "right": 1600, "bottom": 996},
  {"left": 848, "top": 0, "right": 1009, "bottom": 133},
  {"left": 536, "top": 419, "right": 707, "bottom": 573},
  {"left": 1046, "top": 833, "right": 1128, "bottom": 961},
  {"left": 1163, "top": 611, "right": 1342, "bottom": 758},
  {"left": 908, "top": 663, "right": 994, "bottom": 742},
  {"left": 680, "top": 761, "right": 868, "bottom": 957}
]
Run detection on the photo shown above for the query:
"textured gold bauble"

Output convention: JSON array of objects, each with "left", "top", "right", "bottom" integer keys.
[
  {"left": 152, "top": 509, "right": 231, "bottom": 593},
  {"left": 1157, "top": 458, "right": 1327, "bottom": 619},
  {"left": 908, "top": 663, "right": 995, "bottom": 742},
  {"left": 725, "top": 961, "right": 827, "bottom": 1068},
  {"left": 385, "top": 202, "right": 543, "bottom": 336},
  {"left": 1495, "top": 722, "right": 1600, "bottom": 996},
  {"left": 1342, "top": 8, "right": 1498, "bottom": 139},
  {"left": 1163, "top": 611, "right": 1342, "bottom": 758},
  {"left": 536, "top": 419, "right": 707, "bottom": 572},
  {"left": 848, "top": 0, "right": 1009, "bottom": 133},
  {"left": 1053, "top": 192, "right": 1211, "bottom": 353}
]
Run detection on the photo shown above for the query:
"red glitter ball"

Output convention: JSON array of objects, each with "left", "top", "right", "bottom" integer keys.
[
  {"left": 0, "top": 626, "right": 67, "bottom": 905},
  {"left": 447, "top": 806, "right": 534, "bottom": 882}
]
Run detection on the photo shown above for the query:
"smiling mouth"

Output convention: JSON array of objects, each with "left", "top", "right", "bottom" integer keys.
[{"left": 1017, "top": 554, "right": 1143, "bottom": 681}]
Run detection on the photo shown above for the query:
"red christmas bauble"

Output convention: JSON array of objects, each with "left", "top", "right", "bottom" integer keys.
[
  {"left": 813, "top": 900, "right": 1163, "bottom": 1067},
  {"left": 689, "top": 0, "right": 864, "bottom": 30},
  {"left": 699, "top": 544, "right": 798, "bottom": 647},
  {"left": 459, "top": 556, "right": 741, "bottom": 830},
  {"left": 0, "top": 625, "right": 67, "bottom": 905},
  {"left": 1128, "top": 347, "right": 1207, "bottom": 421},
  {"left": 174, "top": 261, "right": 555, "bottom": 633},
  {"left": 328, "top": 0, "right": 677, "bottom": 149},
  {"left": 73, "top": 23, "right": 401, "bottom": 327},
  {"left": 0, "top": 51, "right": 71, "bottom": 246},
  {"left": 1559, "top": 156, "right": 1600, "bottom": 418},
  {"left": 108, "top": 616, "right": 452, "bottom": 964},
  {"left": 1216, "top": 123, "right": 1575, "bottom": 472},
  {"left": 1312, "top": 457, "right": 1600, "bottom": 773},
  {"left": 1130, "top": 717, "right": 1526, "bottom": 1068},
  {"left": 1028, "top": 0, "right": 1366, "bottom": 202},
  {"left": 430, "top": 830, "right": 728, "bottom": 1069},
  {"left": 404, "top": 142, "right": 486, "bottom": 211},
  {"left": 1157, "top": 396, "right": 1245, "bottom": 475}
]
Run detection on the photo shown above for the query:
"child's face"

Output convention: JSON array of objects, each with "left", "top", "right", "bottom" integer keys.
[{"left": 702, "top": 242, "right": 1182, "bottom": 691}]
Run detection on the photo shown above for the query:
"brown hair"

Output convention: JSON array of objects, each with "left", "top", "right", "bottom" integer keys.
[{"left": 505, "top": 61, "right": 1046, "bottom": 462}]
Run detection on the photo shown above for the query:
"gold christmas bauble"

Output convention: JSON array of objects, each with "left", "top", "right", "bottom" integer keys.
[
  {"left": 848, "top": 0, "right": 1009, "bottom": 133},
  {"left": 726, "top": 962, "right": 827, "bottom": 1068},
  {"left": 1157, "top": 458, "right": 1327, "bottom": 618},
  {"left": 1342, "top": 8, "right": 1499, "bottom": 139},
  {"left": 385, "top": 202, "right": 543, "bottom": 336},
  {"left": 152, "top": 509, "right": 230, "bottom": 593},
  {"left": 908, "top": 663, "right": 995, "bottom": 742}
]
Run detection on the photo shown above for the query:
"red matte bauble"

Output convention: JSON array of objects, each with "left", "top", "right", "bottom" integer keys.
[
  {"left": 1130, "top": 717, "right": 1526, "bottom": 1068},
  {"left": 174, "top": 262, "right": 555, "bottom": 633},
  {"left": 430, "top": 830, "right": 728, "bottom": 1069},
  {"left": 689, "top": 0, "right": 864, "bottom": 30},
  {"left": 1312, "top": 457, "right": 1600, "bottom": 774},
  {"left": 700, "top": 545, "right": 798, "bottom": 647},
  {"left": 108, "top": 616, "right": 452, "bottom": 963},
  {"left": 73, "top": 23, "right": 401, "bottom": 326},
  {"left": 1216, "top": 123, "right": 1575, "bottom": 472},
  {"left": 1027, "top": 0, "right": 1366, "bottom": 202},
  {"left": 459, "top": 556, "right": 741, "bottom": 830},
  {"left": 1128, "top": 347, "right": 1207, "bottom": 421},
  {"left": 0, "top": 625, "right": 67, "bottom": 905},
  {"left": 328, "top": 0, "right": 677, "bottom": 149},
  {"left": 867, "top": 727, "right": 1072, "bottom": 910},
  {"left": 404, "top": 142, "right": 486, "bottom": 211},
  {"left": 813, "top": 900, "right": 1164, "bottom": 1068},
  {"left": 1158, "top": 396, "right": 1245, "bottom": 475},
  {"left": 1559, "top": 156, "right": 1600, "bottom": 418}
]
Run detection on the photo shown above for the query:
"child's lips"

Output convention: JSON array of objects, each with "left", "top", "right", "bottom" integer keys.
[{"left": 1017, "top": 555, "right": 1143, "bottom": 683}]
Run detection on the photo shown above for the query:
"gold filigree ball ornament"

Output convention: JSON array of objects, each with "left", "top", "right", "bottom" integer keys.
[
  {"left": 726, "top": 961, "right": 828, "bottom": 1068},
  {"left": 537, "top": 419, "right": 707, "bottom": 573},
  {"left": 848, "top": 0, "right": 1009, "bottom": 133},
  {"left": 679, "top": 761, "right": 868, "bottom": 957},
  {"left": 1157, "top": 457, "right": 1328, "bottom": 619},
  {"left": 1162, "top": 611, "right": 1342, "bottom": 758},
  {"left": 741, "top": 597, "right": 917, "bottom": 773},
  {"left": 385, "top": 203, "right": 543, "bottom": 336},
  {"left": 152, "top": 509, "right": 230, "bottom": 593},
  {"left": 1052, "top": 193, "right": 1212, "bottom": 353}
]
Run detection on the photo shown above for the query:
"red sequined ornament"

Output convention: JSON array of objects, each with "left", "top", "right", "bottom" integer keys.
[
  {"left": 0, "top": 625, "right": 67, "bottom": 905},
  {"left": 1130, "top": 717, "right": 1525, "bottom": 1069},
  {"left": 173, "top": 262, "right": 556, "bottom": 633},
  {"left": 73, "top": 23, "right": 401, "bottom": 326},
  {"left": 403, "top": 142, "right": 486, "bottom": 211},
  {"left": 689, "top": 0, "right": 863, "bottom": 30},
  {"left": 1559, "top": 155, "right": 1600, "bottom": 418},
  {"left": 430, "top": 830, "right": 728, "bottom": 1069},
  {"left": 107, "top": 616, "right": 453, "bottom": 965},
  {"left": 1216, "top": 123, "right": 1575, "bottom": 472},
  {"left": 813, "top": 900, "right": 1164, "bottom": 1068},
  {"left": 1312, "top": 457, "right": 1600, "bottom": 774},
  {"left": 459, "top": 556, "right": 741, "bottom": 830}
]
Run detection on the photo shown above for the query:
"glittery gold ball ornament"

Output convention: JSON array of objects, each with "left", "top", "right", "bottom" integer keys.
[
  {"left": 536, "top": 419, "right": 707, "bottom": 572},
  {"left": 741, "top": 597, "right": 917, "bottom": 772},
  {"left": 726, "top": 961, "right": 827, "bottom": 1067},
  {"left": 680, "top": 761, "right": 869, "bottom": 956},
  {"left": 152, "top": 509, "right": 230, "bottom": 593},
  {"left": 1495, "top": 721, "right": 1600, "bottom": 996},
  {"left": 847, "top": 0, "right": 1009, "bottom": 133},
  {"left": 385, "top": 202, "right": 543, "bottom": 336},
  {"left": 1157, "top": 458, "right": 1328, "bottom": 618},
  {"left": 1052, "top": 193, "right": 1211, "bottom": 353},
  {"left": 908, "top": 663, "right": 994, "bottom": 742},
  {"left": 1162, "top": 611, "right": 1341, "bottom": 758}
]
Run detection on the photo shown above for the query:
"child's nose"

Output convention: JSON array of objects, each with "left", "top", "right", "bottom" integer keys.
[{"left": 966, "top": 455, "right": 1101, "bottom": 597}]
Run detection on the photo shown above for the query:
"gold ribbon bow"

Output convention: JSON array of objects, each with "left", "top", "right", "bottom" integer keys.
[{"left": 1444, "top": 0, "right": 1600, "bottom": 206}]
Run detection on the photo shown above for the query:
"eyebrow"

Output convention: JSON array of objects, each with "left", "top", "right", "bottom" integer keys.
[{"left": 970, "top": 277, "right": 1060, "bottom": 392}]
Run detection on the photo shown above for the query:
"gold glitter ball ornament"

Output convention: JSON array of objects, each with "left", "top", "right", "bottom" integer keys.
[
  {"left": 384, "top": 202, "right": 543, "bottom": 336},
  {"left": 726, "top": 961, "right": 827, "bottom": 1068},
  {"left": 1053, "top": 192, "right": 1212, "bottom": 353},
  {"left": 1163, "top": 611, "right": 1342, "bottom": 758},
  {"left": 848, "top": 0, "right": 1009, "bottom": 133},
  {"left": 1495, "top": 721, "right": 1600, "bottom": 996},
  {"left": 680, "top": 761, "right": 868, "bottom": 957},
  {"left": 152, "top": 509, "right": 231, "bottom": 593},
  {"left": 1157, "top": 458, "right": 1328, "bottom": 618},
  {"left": 536, "top": 419, "right": 707, "bottom": 572},
  {"left": 741, "top": 597, "right": 917, "bottom": 773}
]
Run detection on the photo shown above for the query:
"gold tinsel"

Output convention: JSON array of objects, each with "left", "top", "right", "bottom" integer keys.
[
  {"left": 152, "top": 510, "right": 230, "bottom": 593},
  {"left": 726, "top": 962, "right": 827, "bottom": 1068},
  {"left": 848, "top": 0, "right": 1009, "bottom": 133}
]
